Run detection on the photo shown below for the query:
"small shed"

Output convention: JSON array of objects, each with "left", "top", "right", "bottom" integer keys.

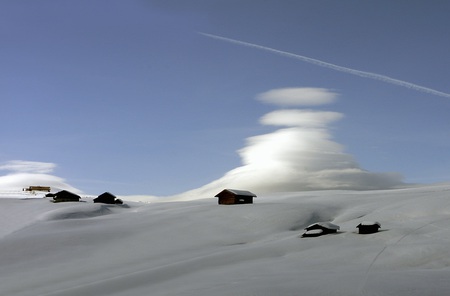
[
  {"left": 357, "top": 221, "right": 381, "bottom": 234},
  {"left": 215, "top": 189, "right": 257, "bottom": 205},
  {"left": 47, "top": 190, "right": 81, "bottom": 203},
  {"left": 24, "top": 186, "right": 51, "bottom": 192},
  {"left": 302, "top": 222, "right": 340, "bottom": 237},
  {"left": 94, "top": 192, "right": 123, "bottom": 204}
]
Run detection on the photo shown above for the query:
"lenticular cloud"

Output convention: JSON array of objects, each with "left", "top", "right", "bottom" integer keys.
[
  {"left": 260, "top": 109, "right": 343, "bottom": 127},
  {"left": 0, "top": 160, "right": 81, "bottom": 194},
  {"left": 0, "top": 160, "right": 56, "bottom": 174},
  {"left": 174, "top": 87, "right": 403, "bottom": 200},
  {"left": 257, "top": 87, "right": 338, "bottom": 106}
]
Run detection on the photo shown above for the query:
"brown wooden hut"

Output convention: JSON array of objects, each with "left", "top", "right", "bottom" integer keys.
[
  {"left": 24, "top": 186, "right": 51, "bottom": 192},
  {"left": 302, "top": 222, "right": 340, "bottom": 237},
  {"left": 215, "top": 189, "right": 257, "bottom": 205},
  {"left": 94, "top": 192, "right": 123, "bottom": 204},
  {"left": 357, "top": 221, "right": 381, "bottom": 234},
  {"left": 47, "top": 190, "right": 80, "bottom": 203}
]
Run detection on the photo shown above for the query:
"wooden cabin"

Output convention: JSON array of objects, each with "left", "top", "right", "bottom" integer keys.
[
  {"left": 24, "top": 186, "right": 51, "bottom": 192},
  {"left": 47, "top": 190, "right": 80, "bottom": 203},
  {"left": 215, "top": 189, "right": 257, "bottom": 205},
  {"left": 302, "top": 222, "right": 340, "bottom": 237},
  {"left": 94, "top": 192, "right": 123, "bottom": 204},
  {"left": 357, "top": 221, "right": 381, "bottom": 234}
]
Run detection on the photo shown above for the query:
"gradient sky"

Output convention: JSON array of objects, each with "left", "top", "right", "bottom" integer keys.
[{"left": 1, "top": 0, "right": 450, "bottom": 196}]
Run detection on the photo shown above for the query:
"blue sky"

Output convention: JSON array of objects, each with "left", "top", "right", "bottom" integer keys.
[{"left": 1, "top": 0, "right": 449, "bottom": 196}]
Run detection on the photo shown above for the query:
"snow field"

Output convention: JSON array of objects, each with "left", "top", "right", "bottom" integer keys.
[{"left": 1, "top": 183, "right": 450, "bottom": 295}]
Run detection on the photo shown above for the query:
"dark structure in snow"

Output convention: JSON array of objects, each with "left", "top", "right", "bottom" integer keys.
[
  {"left": 46, "top": 190, "right": 80, "bottom": 203},
  {"left": 357, "top": 221, "right": 381, "bottom": 234},
  {"left": 94, "top": 192, "right": 123, "bottom": 204},
  {"left": 215, "top": 189, "right": 257, "bottom": 205},
  {"left": 24, "top": 186, "right": 51, "bottom": 192},
  {"left": 302, "top": 222, "right": 340, "bottom": 237}
]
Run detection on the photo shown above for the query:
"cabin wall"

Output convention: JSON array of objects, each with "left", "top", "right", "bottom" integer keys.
[
  {"left": 358, "top": 225, "right": 379, "bottom": 234},
  {"left": 53, "top": 193, "right": 80, "bottom": 202},
  {"left": 235, "top": 196, "right": 253, "bottom": 204},
  {"left": 307, "top": 225, "right": 337, "bottom": 234},
  {"left": 53, "top": 197, "right": 79, "bottom": 202},
  {"left": 217, "top": 192, "right": 253, "bottom": 205},
  {"left": 218, "top": 196, "right": 235, "bottom": 205},
  {"left": 94, "top": 196, "right": 115, "bottom": 204},
  {"left": 218, "top": 191, "right": 234, "bottom": 205}
]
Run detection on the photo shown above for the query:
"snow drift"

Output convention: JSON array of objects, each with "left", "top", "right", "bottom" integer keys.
[{"left": 1, "top": 182, "right": 450, "bottom": 296}]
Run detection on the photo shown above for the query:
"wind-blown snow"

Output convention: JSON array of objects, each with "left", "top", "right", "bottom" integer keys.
[{"left": 1, "top": 183, "right": 450, "bottom": 295}]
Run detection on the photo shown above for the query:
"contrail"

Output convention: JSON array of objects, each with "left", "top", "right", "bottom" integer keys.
[{"left": 199, "top": 32, "right": 450, "bottom": 99}]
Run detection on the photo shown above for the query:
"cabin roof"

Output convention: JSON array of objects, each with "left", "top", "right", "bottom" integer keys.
[
  {"left": 357, "top": 221, "right": 381, "bottom": 227},
  {"left": 55, "top": 190, "right": 79, "bottom": 197},
  {"left": 50, "top": 190, "right": 80, "bottom": 200},
  {"left": 97, "top": 192, "right": 117, "bottom": 198},
  {"left": 305, "top": 222, "right": 340, "bottom": 230},
  {"left": 215, "top": 189, "right": 257, "bottom": 197}
]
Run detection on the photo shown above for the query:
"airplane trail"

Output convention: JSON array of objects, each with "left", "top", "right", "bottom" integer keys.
[{"left": 199, "top": 32, "right": 450, "bottom": 99}]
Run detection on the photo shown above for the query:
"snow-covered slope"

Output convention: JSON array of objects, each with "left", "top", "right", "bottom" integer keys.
[{"left": 1, "top": 183, "right": 450, "bottom": 296}]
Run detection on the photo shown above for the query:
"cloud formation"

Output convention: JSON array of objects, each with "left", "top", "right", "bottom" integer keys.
[
  {"left": 260, "top": 109, "right": 343, "bottom": 127},
  {"left": 0, "top": 160, "right": 81, "bottom": 194},
  {"left": 257, "top": 87, "right": 338, "bottom": 106},
  {"left": 0, "top": 160, "right": 56, "bottom": 174},
  {"left": 172, "top": 87, "right": 403, "bottom": 201}
]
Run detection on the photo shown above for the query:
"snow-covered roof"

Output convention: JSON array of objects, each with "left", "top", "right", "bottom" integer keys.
[
  {"left": 305, "top": 222, "right": 340, "bottom": 230},
  {"left": 216, "top": 189, "right": 257, "bottom": 197}
]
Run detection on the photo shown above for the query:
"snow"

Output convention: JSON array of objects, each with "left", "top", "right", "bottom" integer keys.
[{"left": 2, "top": 183, "right": 450, "bottom": 295}]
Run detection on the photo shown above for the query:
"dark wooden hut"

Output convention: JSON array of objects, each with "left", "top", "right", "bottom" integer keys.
[
  {"left": 357, "top": 221, "right": 381, "bottom": 234},
  {"left": 47, "top": 190, "right": 80, "bottom": 203},
  {"left": 94, "top": 192, "right": 123, "bottom": 204},
  {"left": 215, "top": 189, "right": 257, "bottom": 205},
  {"left": 302, "top": 222, "right": 340, "bottom": 237},
  {"left": 24, "top": 186, "right": 51, "bottom": 192}
]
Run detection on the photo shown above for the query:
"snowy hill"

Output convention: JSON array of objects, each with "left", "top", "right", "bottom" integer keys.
[{"left": 1, "top": 183, "right": 450, "bottom": 296}]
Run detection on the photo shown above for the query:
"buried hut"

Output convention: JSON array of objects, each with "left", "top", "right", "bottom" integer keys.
[
  {"left": 215, "top": 189, "right": 257, "bottom": 205},
  {"left": 357, "top": 221, "right": 381, "bottom": 234},
  {"left": 302, "top": 222, "right": 340, "bottom": 237},
  {"left": 46, "top": 190, "right": 81, "bottom": 203},
  {"left": 94, "top": 192, "right": 123, "bottom": 204}
]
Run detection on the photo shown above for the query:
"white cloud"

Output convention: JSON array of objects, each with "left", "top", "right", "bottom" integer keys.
[
  {"left": 0, "top": 160, "right": 56, "bottom": 174},
  {"left": 170, "top": 87, "right": 403, "bottom": 201},
  {"left": 238, "top": 127, "right": 351, "bottom": 169},
  {"left": 257, "top": 87, "right": 338, "bottom": 106},
  {"left": 0, "top": 160, "right": 82, "bottom": 194},
  {"left": 0, "top": 173, "right": 82, "bottom": 194},
  {"left": 260, "top": 109, "right": 343, "bottom": 127}
]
